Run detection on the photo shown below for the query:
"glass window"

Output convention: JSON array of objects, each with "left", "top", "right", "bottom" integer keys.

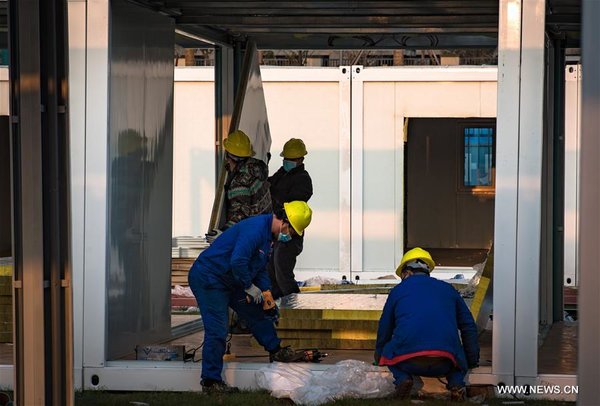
[{"left": 463, "top": 127, "right": 494, "bottom": 187}]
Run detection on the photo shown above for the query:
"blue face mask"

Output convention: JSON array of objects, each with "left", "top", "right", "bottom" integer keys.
[
  {"left": 277, "top": 222, "right": 293, "bottom": 242},
  {"left": 283, "top": 160, "right": 297, "bottom": 172},
  {"left": 278, "top": 232, "right": 292, "bottom": 243}
]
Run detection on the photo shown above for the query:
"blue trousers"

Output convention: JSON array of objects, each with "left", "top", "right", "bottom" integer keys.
[
  {"left": 189, "top": 273, "right": 281, "bottom": 382},
  {"left": 387, "top": 356, "right": 466, "bottom": 389}
]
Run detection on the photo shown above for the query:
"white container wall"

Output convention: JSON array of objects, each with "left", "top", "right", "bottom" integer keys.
[
  {"left": 172, "top": 66, "right": 501, "bottom": 277},
  {"left": 357, "top": 68, "right": 497, "bottom": 272}
]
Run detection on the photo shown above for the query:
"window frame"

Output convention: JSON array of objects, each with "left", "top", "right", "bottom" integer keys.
[{"left": 457, "top": 120, "right": 496, "bottom": 195}]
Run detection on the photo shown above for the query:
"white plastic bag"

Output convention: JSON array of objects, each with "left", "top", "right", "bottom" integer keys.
[
  {"left": 256, "top": 360, "right": 395, "bottom": 405},
  {"left": 256, "top": 363, "right": 314, "bottom": 399}
]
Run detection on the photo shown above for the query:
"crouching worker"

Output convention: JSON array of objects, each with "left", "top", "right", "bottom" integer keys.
[
  {"left": 188, "top": 201, "right": 313, "bottom": 394},
  {"left": 374, "top": 248, "right": 480, "bottom": 401}
]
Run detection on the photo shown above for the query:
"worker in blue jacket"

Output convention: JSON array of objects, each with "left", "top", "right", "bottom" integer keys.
[
  {"left": 188, "top": 201, "right": 313, "bottom": 394},
  {"left": 374, "top": 247, "right": 480, "bottom": 401}
]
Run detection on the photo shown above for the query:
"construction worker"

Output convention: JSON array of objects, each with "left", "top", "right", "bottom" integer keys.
[
  {"left": 266, "top": 138, "right": 313, "bottom": 299},
  {"left": 206, "top": 130, "right": 272, "bottom": 242},
  {"left": 189, "top": 201, "right": 313, "bottom": 394},
  {"left": 374, "top": 247, "right": 479, "bottom": 401}
]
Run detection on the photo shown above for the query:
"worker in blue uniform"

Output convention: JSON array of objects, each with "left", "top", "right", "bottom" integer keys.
[
  {"left": 188, "top": 201, "right": 313, "bottom": 394},
  {"left": 374, "top": 247, "right": 480, "bottom": 401}
]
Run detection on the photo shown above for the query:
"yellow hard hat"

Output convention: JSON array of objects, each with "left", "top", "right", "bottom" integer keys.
[
  {"left": 396, "top": 247, "right": 436, "bottom": 277},
  {"left": 224, "top": 130, "right": 255, "bottom": 157},
  {"left": 284, "top": 201, "right": 312, "bottom": 236},
  {"left": 280, "top": 138, "right": 308, "bottom": 159}
]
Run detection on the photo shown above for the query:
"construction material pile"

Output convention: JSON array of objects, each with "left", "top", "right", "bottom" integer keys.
[
  {"left": 273, "top": 292, "right": 388, "bottom": 350},
  {"left": 171, "top": 236, "right": 209, "bottom": 287}
]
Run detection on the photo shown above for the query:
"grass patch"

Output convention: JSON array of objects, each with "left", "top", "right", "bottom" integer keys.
[{"left": 75, "top": 390, "right": 575, "bottom": 406}]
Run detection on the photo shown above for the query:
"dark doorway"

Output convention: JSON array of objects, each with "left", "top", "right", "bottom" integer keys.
[{"left": 406, "top": 118, "right": 495, "bottom": 266}]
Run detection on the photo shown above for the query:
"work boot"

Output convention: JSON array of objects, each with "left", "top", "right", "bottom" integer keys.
[
  {"left": 201, "top": 379, "right": 239, "bottom": 394},
  {"left": 449, "top": 385, "right": 467, "bottom": 402},
  {"left": 269, "top": 345, "right": 296, "bottom": 362},
  {"left": 393, "top": 379, "right": 413, "bottom": 399}
]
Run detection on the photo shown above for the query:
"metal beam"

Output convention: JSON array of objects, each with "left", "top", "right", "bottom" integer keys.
[
  {"left": 243, "top": 33, "right": 497, "bottom": 49},
  {"left": 174, "top": 7, "right": 500, "bottom": 16},
  {"left": 175, "top": 15, "right": 499, "bottom": 26},
  {"left": 164, "top": 1, "right": 500, "bottom": 9}
]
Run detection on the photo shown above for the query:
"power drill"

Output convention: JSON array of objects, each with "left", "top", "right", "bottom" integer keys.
[
  {"left": 245, "top": 289, "right": 276, "bottom": 310},
  {"left": 261, "top": 290, "right": 276, "bottom": 311}
]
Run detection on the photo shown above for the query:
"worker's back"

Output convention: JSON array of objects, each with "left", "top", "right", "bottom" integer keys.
[{"left": 376, "top": 274, "right": 479, "bottom": 371}]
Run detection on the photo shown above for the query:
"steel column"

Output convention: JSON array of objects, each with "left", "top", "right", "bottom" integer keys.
[
  {"left": 350, "top": 65, "right": 364, "bottom": 275},
  {"left": 214, "top": 45, "right": 234, "bottom": 179},
  {"left": 494, "top": 0, "right": 546, "bottom": 384},
  {"left": 8, "top": 0, "right": 73, "bottom": 403},
  {"left": 578, "top": 0, "right": 600, "bottom": 403},
  {"left": 551, "top": 40, "right": 565, "bottom": 323}
]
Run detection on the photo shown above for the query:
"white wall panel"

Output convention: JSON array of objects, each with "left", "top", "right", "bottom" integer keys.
[
  {"left": 393, "top": 82, "right": 496, "bottom": 118},
  {"left": 363, "top": 82, "right": 398, "bottom": 271},
  {"left": 264, "top": 81, "right": 342, "bottom": 271},
  {"left": 172, "top": 70, "right": 215, "bottom": 237}
]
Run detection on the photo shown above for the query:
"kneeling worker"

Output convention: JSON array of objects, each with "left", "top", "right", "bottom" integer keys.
[
  {"left": 189, "top": 201, "right": 313, "bottom": 394},
  {"left": 374, "top": 248, "right": 480, "bottom": 401}
]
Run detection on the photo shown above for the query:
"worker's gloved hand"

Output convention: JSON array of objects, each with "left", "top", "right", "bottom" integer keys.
[
  {"left": 244, "top": 284, "right": 264, "bottom": 304},
  {"left": 373, "top": 351, "right": 381, "bottom": 366},
  {"left": 205, "top": 229, "right": 223, "bottom": 244}
]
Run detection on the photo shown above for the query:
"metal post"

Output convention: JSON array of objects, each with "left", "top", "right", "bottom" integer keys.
[
  {"left": 578, "top": 1, "right": 600, "bottom": 403},
  {"left": 494, "top": 0, "right": 546, "bottom": 384},
  {"left": 214, "top": 45, "right": 234, "bottom": 179},
  {"left": 552, "top": 40, "right": 565, "bottom": 323},
  {"left": 8, "top": 0, "right": 73, "bottom": 404}
]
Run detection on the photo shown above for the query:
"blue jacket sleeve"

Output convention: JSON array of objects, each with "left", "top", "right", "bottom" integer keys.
[
  {"left": 230, "top": 227, "right": 262, "bottom": 289},
  {"left": 456, "top": 293, "right": 480, "bottom": 367},
  {"left": 375, "top": 295, "right": 396, "bottom": 354},
  {"left": 253, "top": 265, "right": 271, "bottom": 292}
]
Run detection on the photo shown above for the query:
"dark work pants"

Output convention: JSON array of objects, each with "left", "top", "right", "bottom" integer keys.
[
  {"left": 267, "top": 237, "right": 303, "bottom": 299},
  {"left": 387, "top": 356, "right": 466, "bottom": 388}
]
